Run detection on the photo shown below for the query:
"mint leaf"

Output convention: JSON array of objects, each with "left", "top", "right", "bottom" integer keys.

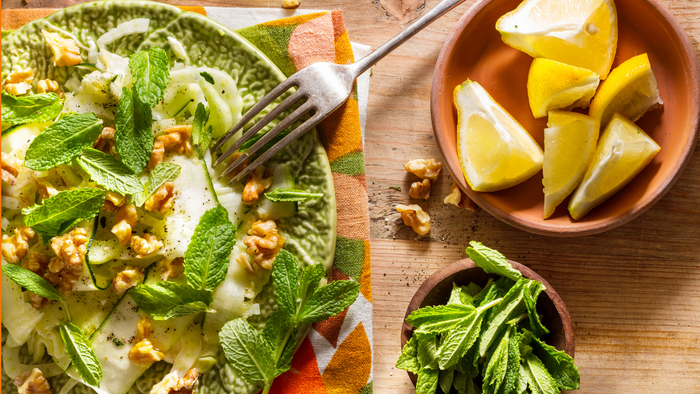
[
  {"left": 264, "top": 189, "right": 324, "bottom": 203},
  {"left": 406, "top": 304, "right": 476, "bottom": 336},
  {"left": 220, "top": 318, "right": 277, "bottom": 385},
  {"left": 129, "top": 46, "right": 170, "bottom": 107},
  {"left": 261, "top": 308, "right": 295, "bottom": 372},
  {"left": 22, "top": 188, "right": 105, "bottom": 238},
  {"left": 417, "top": 336, "right": 438, "bottom": 369},
  {"left": 436, "top": 311, "right": 484, "bottom": 369},
  {"left": 1, "top": 92, "right": 63, "bottom": 125},
  {"left": 439, "top": 367, "right": 455, "bottom": 394},
  {"left": 298, "top": 263, "right": 325, "bottom": 302},
  {"left": 529, "top": 333, "right": 580, "bottom": 390},
  {"left": 496, "top": 329, "right": 522, "bottom": 394},
  {"left": 184, "top": 205, "right": 236, "bottom": 292},
  {"left": 467, "top": 282, "right": 482, "bottom": 297},
  {"left": 416, "top": 368, "right": 439, "bottom": 394},
  {"left": 522, "top": 353, "right": 559, "bottom": 394},
  {"left": 478, "top": 279, "right": 528, "bottom": 357},
  {"left": 130, "top": 281, "right": 214, "bottom": 320},
  {"left": 448, "top": 283, "right": 474, "bottom": 306},
  {"left": 192, "top": 102, "right": 212, "bottom": 155},
  {"left": 466, "top": 241, "right": 522, "bottom": 282},
  {"left": 298, "top": 279, "right": 360, "bottom": 324},
  {"left": 76, "top": 148, "right": 144, "bottom": 195},
  {"left": 59, "top": 321, "right": 103, "bottom": 387},
  {"left": 2, "top": 264, "right": 63, "bottom": 302},
  {"left": 271, "top": 249, "right": 301, "bottom": 317},
  {"left": 115, "top": 86, "right": 154, "bottom": 174},
  {"left": 396, "top": 336, "right": 420, "bottom": 374},
  {"left": 24, "top": 113, "right": 103, "bottom": 170},
  {"left": 131, "top": 162, "right": 181, "bottom": 207},
  {"left": 199, "top": 71, "right": 214, "bottom": 84},
  {"left": 482, "top": 327, "right": 511, "bottom": 393},
  {"left": 524, "top": 281, "right": 549, "bottom": 338}
]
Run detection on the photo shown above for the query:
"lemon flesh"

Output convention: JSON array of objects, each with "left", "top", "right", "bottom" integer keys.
[
  {"left": 454, "top": 80, "right": 544, "bottom": 192},
  {"left": 542, "top": 111, "right": 599, "bottom": 219},
  {"left": 527, "top": 59, "right": 600, "bottom": 118},
  {"left": 588, "top": 53, "right": 663, "bottom": 128},
  {"left": 496, "top": 0, "right": 618, "bottom": 79},
  {"left": 569, "top": 113, "right": 660, "bottom": 220}
]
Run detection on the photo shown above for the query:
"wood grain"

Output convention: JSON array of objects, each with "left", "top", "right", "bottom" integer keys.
[{"left": 3, "top": 0, "right": 700, "bottom": 392}]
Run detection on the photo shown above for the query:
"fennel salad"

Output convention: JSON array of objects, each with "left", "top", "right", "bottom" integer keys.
[{"left": 2, "top": 12, "right": 351, "bottom": 394}]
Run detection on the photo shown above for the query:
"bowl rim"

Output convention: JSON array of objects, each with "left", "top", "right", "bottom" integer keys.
[
  {"left": 430, "top": 0, "right": 700, "bottom": 237},
  {"left": 400, "top": 258, "right": 575, "bottom": 359}
]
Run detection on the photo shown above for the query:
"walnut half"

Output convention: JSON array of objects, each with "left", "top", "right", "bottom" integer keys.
[
  {"left": 145, "top": 183, "right": 176, "bottom": 214},
  {"left": 14, "top": 368, "right": 52, "bottom": 394},
  {"left": 41, "top": 30, "right": 81, "bottom": 67},
  {"left": 2, "top": 152, "right": 23, "bottom": 186},
  {"left": 405, "top": 159, "right": 443, "bottom": 181},
  {"left": 243, "top": 220, "right": 286, "bottom": 271},
  {"left": 2, "top": 226, "right": 36, "bottom": 264},
  {"left": 3, "top": 67, "right": 33, "bottom": 95},
  {"left": 131, "top": 234, "right": 163, "bottom": 257},
  {"left": 242, "top": 166, "right": 273, "bottom": 205},
  {"left": 409, "top": 179, "right": 431, "bottom": 200},
  {"left": 149, "top": 369, "right": 199, "bottom": 394},
  {"left": 48, "top": 228, "right": 88, "bottom": 295},
  {"left": 112, "top": 266, "right": 144, "bottom": 296},
  {"left": 129, "top": 318, "right": 164, "bottom": 365},
  {"left": 396, "top": 204, "right": 431, "bottom": 235}
]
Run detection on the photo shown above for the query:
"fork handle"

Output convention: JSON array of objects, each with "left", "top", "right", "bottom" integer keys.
[{"left": 351, "top": 0, "right": 466, "bottom": 76}]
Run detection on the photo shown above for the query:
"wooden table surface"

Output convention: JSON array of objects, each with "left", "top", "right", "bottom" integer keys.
[{"left": 4, "top": 0, "right": 700, "bottom": 393}]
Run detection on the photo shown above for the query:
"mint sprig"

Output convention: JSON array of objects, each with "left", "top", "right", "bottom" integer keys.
[
  {"left": 130, "top": 162, "right": 181, "bottom": 207},
  {"left": 130, "top": 46, "right": 170, "bottom": 107},
  {"left": 184, "top": 205, "right": 236, "bottom": 292},
  {"left": 59, "top": 321, "right": 103, "bottom": 387},
  {"left": 129, "top": 281, "right": 214, "bottom": 320},
  {"left": 192, "top": 102, "right": 212, "bottom": 156},
  {"left": 115, "top": 86, "right": 154, "bottom": 174},
  {"left": 22, "top": 188, "right": 105, "bottom": 239},
  {"left": 264, "top": 189, "right": 324, "bottom": 203},
  {"left": 220, "top": 250, "right": 360, "bottom": 394},
  {"left": 466, "top": 241, "right": 522, "bottom": 282},
  {"left": 1, "top": 92, "right": 63, "bottom": 125},
  {"left": 24, "top": 113, "right": 103, "bottom": 171},
  {"left": 76, "top": 148, "right": 144, "bottom": 195}
]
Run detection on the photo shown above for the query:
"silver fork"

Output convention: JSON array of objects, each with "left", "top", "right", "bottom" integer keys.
[{"left": 211, "top": 0, "right": 465, "bottom": 183}]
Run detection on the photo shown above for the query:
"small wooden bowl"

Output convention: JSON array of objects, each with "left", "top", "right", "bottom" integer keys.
[
  {"left": 400, "top": 259, "right": 574, "bottom": 386},
  {"left": 431, "top": 0, "right": 700, "bottom": 236}
]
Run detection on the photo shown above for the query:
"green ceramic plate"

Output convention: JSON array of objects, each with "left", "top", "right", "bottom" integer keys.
[{"left": 1, "top": 2, "right": 336, "bottom": 394}]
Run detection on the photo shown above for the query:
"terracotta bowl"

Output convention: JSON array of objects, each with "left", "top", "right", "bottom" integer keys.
[
  {"left": 431, "top": 0, "right": 700, "bottom": 236},
  {"left": 400, "top": 259, "right": 574, "bottom": 387}
]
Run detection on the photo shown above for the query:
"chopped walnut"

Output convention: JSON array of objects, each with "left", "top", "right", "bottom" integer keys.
[
  {"left": 243, "top": 220, "right": 286, "bottom": 271},
  {"left": 283, "top": 0, "right": 300, "bottom": 8},
  {"left": 35, "top": 177, "right": 59, "bottom": 200},
  {"left": 14, "top": 368, "right": 52, "bottom": 394},
  {"left": 48, "top": 228, "right": 88, "bottom": 294},
  {"left": 145, "top": 182, "right": 176, "bottom": 214},
  {"left": 444, "top": 182, "right": 478, "bottom": 212},
  {"left": 93, "top": 127, "right": 117, "bottom": 155},
  {"left": 148, "top": 140, "right": 165, "bottom": 170},
  {"left": 111, "top": 221, "right": 132, "bottom": 246},
  {"left": 103, "top": 191, "right": 126, "bottom": 212},
  {"left": 112, "top": 266, "right": 144, "bottom": 296},
  {"left": 159, "top": 257, "right": 184, "bottom": 281},
  {"left": 129, "top": 338, "right": 164, "bottom": 365},
  {"left": 2, "top": 152, "right": 23, "bottom": 186},
  {"left": 148, "top": 125, "right": 193, "bottom": 169},
  {"left": 405, "top": 159, "right": 443, "bottom": 181},
  {"left": 136, "top": 317, "right": 152, "bottom": 342},
  {"left": 41, "top": 30, "right": 81, "bottom": 67},
  {"left": 150, "top": 369, "right": 199, "bottom": 394},
  {"left": 111, "top": 204, "right": 138, "bottom": 245},
  {"left": 131, "top": 234, "right": 163, "bottom": 257},
  {"left": 396, "top": 204, "right": 430, "bottom": 235},
  {"left": 36, "top": 79, "right": 62, "bottom": 96},
  {"left": 409, "top": 179, "right": 431, "bottom": 200},
  {"left": 22, "top": 251, "right": 50, "bottom": 276},
  {"left": 3, "top": 68, "right": 33, "bottom": 95},
  {"left": 242, "top": 166, "right": 273, "bottom": 205},
  {"left": 28, "top": 292, "right": 53, "bottom": 310},
  {"left": 2, "top": 226, "right": 35, "bottom": 264}
]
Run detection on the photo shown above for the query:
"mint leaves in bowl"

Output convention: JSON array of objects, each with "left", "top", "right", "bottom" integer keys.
[{"left": 398, "top": 242, "right": 577, "bottom": 393}]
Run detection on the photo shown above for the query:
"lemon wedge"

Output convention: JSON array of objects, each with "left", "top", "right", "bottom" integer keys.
[
  {"left": 588, "top": 53, "right": 663, "bottom": 128},
  {"left": 542, "top": 111, "right": 599, "bottom": 219},
  {"left": 569, "top": 113, "right": 660, "bottom": 220},
  {"left": 454, "top": 80, "right": 544, "bottom": 192},
  {"left": 527, "top": 59, "right": 600, "bottom": 119},
  {"left": 496, "top": 0, "right": 618, "bottom": 79}
]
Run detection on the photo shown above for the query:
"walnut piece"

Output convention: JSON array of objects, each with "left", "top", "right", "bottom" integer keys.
[
  {"left": 243, "top": 220, "right": 286, "bottom": 271},
  {"left": 149, "top": 369, "right": 199, "bottom": 394},
  {"left": 93, "top": 127, "right": 117, "bottom": 155},
  {"left": 34, "top": 177, "right": 59, "bottom": 200},
  {"left": 112, "top": 266, "right": 144, "bottom": 296},
  {"left": 405, "top": 159, "right": 443, "bottom": 181},
  {"left": 129, "top": 338, "right": 164, "bottom": 365},
  {"left": 2, "top": 152, "right": 23, "bottom": 186},
  {"left": 14, "top": 368, "right": 52, "bottom": 394},
  {"left": 242, "top": 166, "right": 273, "bottom": 205},
  {"left": 131, "top": 234, "right": 163, "bottom": 257},
  {"left": 145, "top": 182, "right": 176, "bottom": 214},
  {"left": 48, "top": 228, "right": 88, "bottom": 294},
  {"left": 103, "top": 190, "right": 126, "bottom": 212},
  {"left": 2, "top": 226, "right": 35, "bottom": 264},
  {"left": 28, "top": 292, "right": 53, "bottom": 310},
  {"left": 396, "top": 204, "right": 431, "bottom": 235},
  {"left": 148, "top": 126, "right": 193, "bottom": 169},
  {"left": 159, "top": 257, "right": 184, "bottom": 281},
  {"left": 3, "top": 68, "right": 33, "bottom": 95},
  {"left": 283, "top": 0, "right": 301, "bottom": 8},
  {"left": 41, "top": 30, "right": 81, "bottom": 67},
  {"left": 409, "top": 179, "right": 431, "bottom": 200},
  {"left": 444, "top": 182, "right": 478, "bottom": 212},
  {"left": 22, "top": 252, "right": 54, "bottom": 309},
  {"left": 148, "top": 140, "right": 165, "bottom": 170},
  {"left": 36, "top": 79, "right": 62, "bottom": 95},
  {"left": 111, "top": 204, "right": 138, "bottom": 245}
]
